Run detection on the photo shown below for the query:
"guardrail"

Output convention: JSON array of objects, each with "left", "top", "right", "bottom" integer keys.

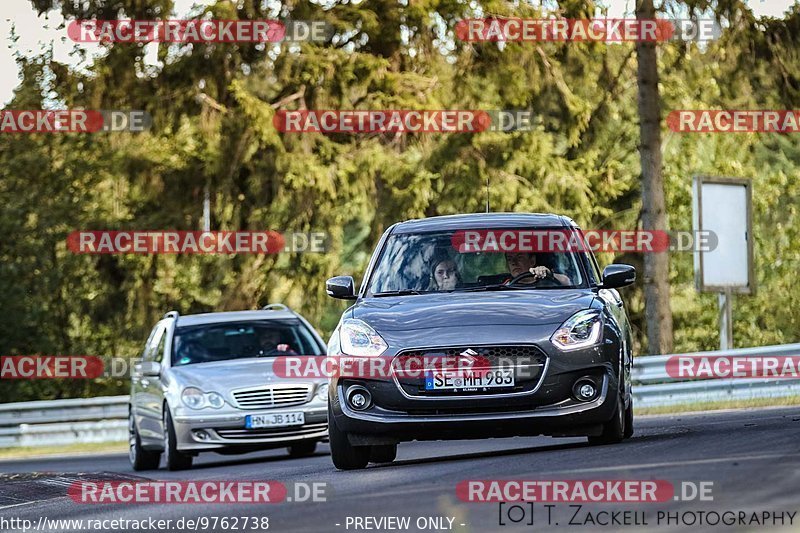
[
  {"left": 631, "top": 343, "right": 800, "bottom": 408},
  {"left": 0, "top": 396, "right": 129, "bottom": 448},
  {"left": 1, "top": 343, "right": 799, "bottom": 448}
]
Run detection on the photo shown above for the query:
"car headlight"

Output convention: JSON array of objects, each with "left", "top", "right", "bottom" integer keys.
[
  {"left": 339, "top": 319, "right": 388, "bottom": 357},
  {"left": 206, "top": 391, "right": 225, "bottom": 409},
  {"left": 316, "top": 383, "right": 329, "bottom": 401},
  {"left": 551, "top": 309, "right": 603, "bottom": 351},
  {"left": 181, "top": 387, "right": 206, "bottom": 409},
  {"left": 181, "top": 387, "right": 225, "bottom": 409}
]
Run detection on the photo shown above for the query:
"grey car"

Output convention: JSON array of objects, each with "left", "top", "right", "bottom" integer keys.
[
  {"left": 128, "top": 305, "right": 329, "bottom": 471},
  {"left": 325, "top": 213, "right": 636, "bottom": 469}
]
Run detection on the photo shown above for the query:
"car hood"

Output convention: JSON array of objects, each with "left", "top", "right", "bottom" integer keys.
[
  {"left": 169, "top": 358, "right": 322, "bottom": 389},
  {"left": 350, "top": 290, "right": 597, "bottom": 332}
]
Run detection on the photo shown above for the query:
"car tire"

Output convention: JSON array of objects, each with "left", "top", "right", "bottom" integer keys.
[
  {"left": 328, "top": 405, "right": 370, "bottom": 470},
  {"left": 129, "top": 411, "right": 160, "bottom": 471},
  {"left": 288, "top": 441, "right": 318, "bottom": 458},
  {"left": 164, "top": 407, "right": 193, "bottom": 471},
  {"left": 588, "top": 393, "right": 625, "bottom": 446},
  {"left": 623, "top": 397, "right": 634, "bottom": 439},
  {"left": 369, "top": 444, "right": 397, "bottom": 464}
]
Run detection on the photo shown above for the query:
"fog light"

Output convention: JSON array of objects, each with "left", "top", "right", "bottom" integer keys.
[
  {"left": 351, "top": 393, "right": 367, "bottom": 408},
  {"left": 346, "top": 386, "right": 372, "bottom": 411},
  {"left": 193, "top": 430, "right": 209, "bottom": 441},
  {"left": 572, "top": 378, "right": 598, "bottom": 402}
]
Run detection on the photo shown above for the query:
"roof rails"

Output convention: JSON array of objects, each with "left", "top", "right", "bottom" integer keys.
[
  {"left": 262, "top": 303, "right": 291, "bottom": 312},
  {"left": 163, "top": 310, "right": 180, "bottom": 319}
]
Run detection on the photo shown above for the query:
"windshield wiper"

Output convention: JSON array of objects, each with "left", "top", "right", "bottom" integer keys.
[
  {"left": 457, "top": 284, "right": 524, "bottom": 292},
  {"left": 372, "top": 289, "right": 424, "bottom": 297}
]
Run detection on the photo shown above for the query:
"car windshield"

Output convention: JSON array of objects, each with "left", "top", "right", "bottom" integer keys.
[
  {"left": 171, "top": 320, "right": 323, "bottom": 366},
  {"left": 367, "top": 228, "right": 587, "bottom": 295}
]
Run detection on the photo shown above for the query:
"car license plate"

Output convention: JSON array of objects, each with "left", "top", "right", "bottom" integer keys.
[
  {"left": 245, "top": 412, "right": 305, "bottom": 429},
  {"left": 425, "top": 368, "right": 515, "bottom": 391}
]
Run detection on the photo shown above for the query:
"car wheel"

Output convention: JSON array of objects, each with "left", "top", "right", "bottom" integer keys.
[
  {"left": 369, "top": 444, "right": 397, "bottom": 464},
  {"left": 164, "top": 407, "right": 193, "bottom": 471},
  {"left": 288, "top": 441, "right": 317, "bottom": 458},
  {"left": 328, "top": 405, "right": 370, "bottom": 470},
  {"left": 623, "top": 397, "right": 634, "bottom": 439},
  {"left": 129, "top": 411, "right": 160, "bottom": 471},
  {"left": 588, "top": 393, "right": 625, "bottom": 446}
]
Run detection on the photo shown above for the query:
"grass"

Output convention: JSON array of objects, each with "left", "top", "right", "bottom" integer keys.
[
  {"left": 0, "top": 440, "right": 127, "bottom": 460},
  {"left": 635, "top": 395, "right": 800, "bottom": 416}
]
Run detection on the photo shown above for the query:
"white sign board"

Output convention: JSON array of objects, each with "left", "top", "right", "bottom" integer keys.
[{"left": 693, "top": 177, "right": 754, "bottom": 293}]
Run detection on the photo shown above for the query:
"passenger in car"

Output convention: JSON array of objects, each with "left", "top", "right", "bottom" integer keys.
[
  {"left": 176, "top": 339, "right": 213, "bottom": 364},
  {"left": 504, "top": 252, "right": 571, "bottom": 286},
  {"left": 430, "top": 257, "right": 461, "bottom": 291}
]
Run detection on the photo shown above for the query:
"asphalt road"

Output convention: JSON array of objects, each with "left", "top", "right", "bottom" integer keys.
[{"left": 2, "top": 407, "right": 800, "bottom": 533}]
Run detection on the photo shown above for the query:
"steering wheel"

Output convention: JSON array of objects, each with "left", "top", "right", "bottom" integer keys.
[
  {"left": 505, "top": 271, "right": 561, "bottom": 287},
  {"left": 505, "top": 271, "right": 538, "bottom": 285}
]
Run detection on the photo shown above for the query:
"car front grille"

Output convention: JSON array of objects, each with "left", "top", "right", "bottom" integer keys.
[
  {"left": 215, "top": 422, "right": 328, "bottom": 441},
  {"left": 396, "top": 345, "right": 548, "bottom": 363},
  {"left": 232, "top": 385, "right": 312, "bottom": 409},
  {"left": 393, "top": 345, "right": 548, "bottom": 397}
]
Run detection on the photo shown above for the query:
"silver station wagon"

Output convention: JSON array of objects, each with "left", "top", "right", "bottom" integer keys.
[{"left": 128, "top": 305, "right": 328, "bottom": 470}]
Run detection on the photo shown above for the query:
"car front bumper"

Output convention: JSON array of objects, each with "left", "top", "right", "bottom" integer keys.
[
  {"left": 331, "top": 371, "right": 618, "bottom": 445},
  {"left": 172, "top": 404, "right": 329, "bottom": 452},
  {"left": 328, "top": 334, "right": 625, "bottom": 445}
]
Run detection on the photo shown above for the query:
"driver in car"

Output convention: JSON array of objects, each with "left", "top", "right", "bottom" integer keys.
[
  {"left": 256, "top": 329, "right": 297, "bottom": 356},
  {"left": 505, "top": 252, "right": 570, "bottom": 286}
]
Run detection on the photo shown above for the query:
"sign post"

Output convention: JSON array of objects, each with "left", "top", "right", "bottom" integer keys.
[{"left": 693, "top": 177, "right": 754, "bottom": 350}]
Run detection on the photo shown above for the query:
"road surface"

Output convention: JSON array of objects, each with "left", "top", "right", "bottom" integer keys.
[{"left": 1, "top": 407, "right": 800, "bottom": 532}]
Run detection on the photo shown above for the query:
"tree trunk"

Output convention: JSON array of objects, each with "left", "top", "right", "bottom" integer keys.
[{"left": 635, "top": 0, "right": 674, "bottom": 354}]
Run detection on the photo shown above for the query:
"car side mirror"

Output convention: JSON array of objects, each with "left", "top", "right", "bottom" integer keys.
[
  {"left": 326, "top": 276, "right": 357, "bottom": 300},
  {"left": 138, "top": 361, "right": 162, "bottom": 377},
  {"left": 601, "top": 264, "right": 636, "bottom": 289}
]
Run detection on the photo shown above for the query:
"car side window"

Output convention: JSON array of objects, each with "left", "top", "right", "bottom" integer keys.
[
  {"left": 140, "top": 325, "right": 158, "bottom": 361},
  {"left": 577, "top": 230, "right": 602, "bottom": 285},
  {"left": 154, "top": 327, "right": 167, "bottom": 364},
  {"left": 586, "top": 252, "right": 602, "bottom": 286},
  {"left": 144, "top": 325, "right": 165, "bottom": 362}
]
